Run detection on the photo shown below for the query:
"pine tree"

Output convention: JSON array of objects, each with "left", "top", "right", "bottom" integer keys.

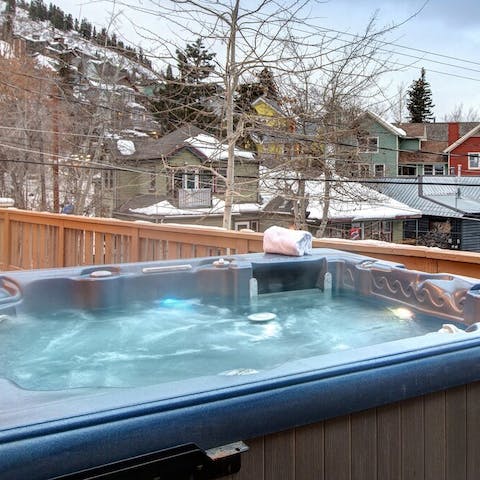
[
  {"left": 407, "top": 68, "right": 435, "bottom": 123},
  {"left": 153, "top": 39, "right": 218, "bottom": 133},
  {"left": 236, "top": 67, "right": 279, "bottom": 112},
  {"left": 176, "top": 38, "right": 215, "bottom": 84}
]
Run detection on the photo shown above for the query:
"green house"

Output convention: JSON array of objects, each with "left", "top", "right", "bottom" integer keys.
[{"left": 96, "top": 126, "right": 261, "bottom": 230}]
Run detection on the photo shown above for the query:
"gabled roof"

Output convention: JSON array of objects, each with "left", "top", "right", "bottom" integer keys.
[
  {"left": 106, "top": 125, "right": 255, "bottom": 162},
  {"left": 444, "top": 124, "right": 480, "bottom": 153},
  {"left": 251, "top": 96, "right": 285, "bottom": 116},
  {"left": 365, "top": 111, "right": 406, "bottom": 137}
]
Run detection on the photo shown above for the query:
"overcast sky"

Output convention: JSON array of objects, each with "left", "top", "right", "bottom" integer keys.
[{"left": 54, "top": 0, "right": 480, "bottom": 121}]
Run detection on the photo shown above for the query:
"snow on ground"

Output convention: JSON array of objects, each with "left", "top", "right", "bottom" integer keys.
[
  {"left": 0, "top": 40, "right": 13, "bottom": 57},
  {"left": 11, "top": 5, "right": 158, "bottom": 81}
]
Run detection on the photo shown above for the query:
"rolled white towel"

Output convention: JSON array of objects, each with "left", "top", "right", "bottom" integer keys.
[{"left": 263, "top": 226, "right": 313, "bottom": 256}]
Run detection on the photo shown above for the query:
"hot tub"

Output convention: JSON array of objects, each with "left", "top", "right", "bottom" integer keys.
[{"left": 1, "top": 248, "right": 480, "bottom": 479}]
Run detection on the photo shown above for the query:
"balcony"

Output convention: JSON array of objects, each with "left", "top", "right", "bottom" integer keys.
[{"left": 177, "top": 188, "right": 212, "bottom": 209}]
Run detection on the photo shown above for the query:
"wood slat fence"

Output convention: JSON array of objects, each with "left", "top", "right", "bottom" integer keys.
[{"left": 2, "top": 208, "right": 480, "bottom": 278}]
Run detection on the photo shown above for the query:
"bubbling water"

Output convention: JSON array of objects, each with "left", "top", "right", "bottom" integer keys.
[{"left": 0, "top": 289, "right": 449, "bottom": 390}]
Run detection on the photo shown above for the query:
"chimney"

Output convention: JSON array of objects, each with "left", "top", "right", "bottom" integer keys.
[{"left": 448, "top": 122, "right": 460, "bottom": 145}]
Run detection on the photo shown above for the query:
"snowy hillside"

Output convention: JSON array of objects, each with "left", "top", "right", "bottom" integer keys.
[{"left": 0, "top": 0, "right": 158, "bottom": 82}]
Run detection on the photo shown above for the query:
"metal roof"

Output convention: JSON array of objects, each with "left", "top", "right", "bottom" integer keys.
[{"left": 374, "top": 176, "right": 480, "bottom": 218}]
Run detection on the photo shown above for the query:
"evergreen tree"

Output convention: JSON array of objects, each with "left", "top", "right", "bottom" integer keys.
[
  {"left": 64, "top": 13, "right": 73, "bottom": 30},
  {"left": 236, "top": 67, "right": 279, "bottom": 112},
  {"left": 407, "top": 68, "right": 435, "bottom": 123},
  {"left": 79, "top": 18, "right": 92, "bottom": 39},
  {"left": 176, "top": 38, "right": 215, "bottom": 84},
  {"left": 153, "top": 39, "right": 218, "bottom": 133}
]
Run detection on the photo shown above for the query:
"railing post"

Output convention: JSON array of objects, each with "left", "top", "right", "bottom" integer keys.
[
  {"left": 2, "top": 210, "right": 11, "bottom": 270},
  {"left": 130, "top": 226, "right": 140, "bottom": 263},
  {"left": 57, "top": 222, "right": 65, "bottom": 268}
]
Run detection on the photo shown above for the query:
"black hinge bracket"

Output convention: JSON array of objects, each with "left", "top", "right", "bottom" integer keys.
[{"left": 51, "top": 441, "right": 249, "bottom": 480}]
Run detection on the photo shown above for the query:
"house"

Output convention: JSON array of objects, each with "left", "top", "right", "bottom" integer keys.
[
  {"left": 354, "top": 111, "right": 407, "bottom": 177},
  {"left": 444, "top": 123, "right": 480, "bottom": 176},
  {"left": 100, "top": 126, "right": 261, "bottom": 230},
  {"left": 375, "top": 176, "right": 480, "bottom": 251},
  {"left": 357, "top": 114, "right": 478, "bottom": 178},
  {"left": 250, "top": 96, "right": 296, "bottom": 164},
  {"left": 260, "top": 169, "right": 421, "bottom": 242},
  {"left": 395, "top": 122, "right": 479, "bottom": 176}
]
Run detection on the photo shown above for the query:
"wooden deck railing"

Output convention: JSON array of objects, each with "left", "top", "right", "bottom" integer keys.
[{"left": 1, "top": 208, "right": 480, "bottom": 278}]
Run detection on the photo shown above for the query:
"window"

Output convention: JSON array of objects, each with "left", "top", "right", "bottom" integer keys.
[
  {"left": 424, "top": 164, "right": 445, "bottom": 176},
  {"left": 423, "top": 165, "right": 433, "bottom": 175},
  {"left": 234, "top": 220, "right": 259, "bottom": 232},
  {"left": 103, "top": 169, "right": 114, "bottom": 189},
  {"left": 359, "top": 164, "right": 370, "bottom": 177},
  {"left": 398, "top": 165, "right": 417, "bottom": 176},
  {"left": 358, "top": 136, "right": 379, "bottom": 153},
  {"left": 149, "top": 172, "right": 156, "bottom": 192},
  {"left": 468, "top": 153, "right": 480, "bottom": 169},
  {"left": 182, "top": 172, "right": 198, "bottom": 189},
  {"left": 374, "top": 164, "right": 385, "bottom": 177},
  {"left": 363, "top": 220, "right": 392, "bottom": 242}
]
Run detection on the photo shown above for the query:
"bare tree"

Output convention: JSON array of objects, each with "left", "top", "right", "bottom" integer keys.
[
  {"left": 0, "top": 51, "right": 58, "bottom": 208},
  {"left": 122, "top": 0, "right": 325, "bottom": 229},
  {"left": 443, "top": 103, "right": 479, "bottom": 122},
  {"left": 254, "top": 17, "right": 398, "bottom": 233}
]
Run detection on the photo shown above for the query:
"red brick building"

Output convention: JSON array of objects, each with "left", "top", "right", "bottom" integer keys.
[{"left": 445, "top": 123, "right": 480, "bottom": 175}]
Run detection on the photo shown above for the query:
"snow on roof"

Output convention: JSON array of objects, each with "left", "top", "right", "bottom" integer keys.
[
  {"left": 366, "top": 110, "right": 406, "bottom": 137},
  {"left": 117, "top": 140, "right": 135, "bottom": 155},
  {"left": 33, "top": 53, "right": 57, "bottom": 71},
  {"left": 126, "top": 101, "right": 147, "bottom": 110},
  {"left": 260, "top": 166, "right": 421, "bottom": 221},
  {"left": 120, "top": 129, "right": 149, "bottom": 137},
  {"left": 185, "top": 134, "right": 255, "bottom": 161},
  {"left": 130, "top": 196, "right": 261, "bottom": 217}
]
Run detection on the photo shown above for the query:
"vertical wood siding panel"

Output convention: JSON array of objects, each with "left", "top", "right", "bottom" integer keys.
[
  {"left": 63, "top": 229, "right": 72, "bottom": 267},
  {"left": 351, "top": 410, "right": 377, "bottom": 480},
  {"left": 232, "top": 437, "right": 265, "bottom": 480},
  {"left": 264, "top": 430, "right": 295, "bottom": 480},
  {"left": 466, "top": 382, "right": 480, "bottom": 480},
  {"left": 446, "top": 386, "right": 467, "bottom": 480},
  {"left": 94, "top": 232, "right": 104, "bottom": 264},
  {"left": 377, "top": 403, "right": 401, "bottom": 480},
  {"left": 295, "top": 423, "right": 324, "bottom": 480},
  {"left": 401, "top": 398, "right": 425, "bottom": 480},
  {"left": 324, "top": 417, "right": 350, "bottom": 480},
  {"left": 84, "top": 231, "right": 94, "bottom": 265},
  {"left": 23, "top": 223, "right": 31, "bottom": 269},
  {"left": 167, "top": 241, "right": 179, "bottom": 260},
  {"left": 424, "top": 391, "right": 446, "bottom": 480},
  {"left": 104, "top": 233, "right": 113, "bottom": 264}
]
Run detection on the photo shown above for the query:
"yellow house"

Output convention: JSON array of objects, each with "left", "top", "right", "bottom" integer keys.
[{"left": 251, "top": 96, "right": 295, "bottom": 160}]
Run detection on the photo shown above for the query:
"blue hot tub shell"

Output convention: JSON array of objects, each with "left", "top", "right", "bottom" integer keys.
[{"left": 2, "top": 248, "right": 480, "bottom": 479}]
